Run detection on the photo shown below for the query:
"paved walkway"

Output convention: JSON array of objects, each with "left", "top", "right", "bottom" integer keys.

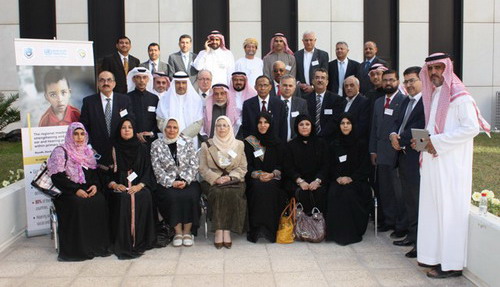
[{"left": 0, "top": 223, "right": 475, "bottom": 287}]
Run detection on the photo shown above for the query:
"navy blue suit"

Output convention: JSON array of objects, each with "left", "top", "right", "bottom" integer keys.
[
  {"left": 341, "top": 94, "right": 370, "bottom": 140},
  {"left": 305, "top": 90, "right": 345, "bottom": 142},
  {"left": 241, "top": 95, "right": 287, "bottom": 142}
]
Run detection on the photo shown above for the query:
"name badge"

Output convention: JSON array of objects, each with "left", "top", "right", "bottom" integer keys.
[
  {"left": 227, "top": 150, "right": 237, "bottom": 159},
  {"left": 127, "top": 172, "right": 138, "bottom": 182},
  {"left": 148, "top": 106, "right": 156, "bottom": 112},
  {"left": 339, "top": 155, "right": 347, "bottom": 163},
  {"left": 120, "top": 109, "right": 128, "bottom": 117},
  {"left": 285, "top": 65, "right": 292, "bottom": 71},
  {"left": 177, "top": 138, "right": 186, "bottom": 146},
  {"left": 324, "top": 109, "right": 333, "bottom": 115},
  {"left": 311, "top": 60, "right": 319, "bottom": 66},
  {"left": 384, "top": 108, "right": 394, "bottom": 116},
  {"left": 253, "top": 149, "right": 264, "bottom": 158},
  {"left": 291, "top": 111, "right": 299, "bottom": 117}
]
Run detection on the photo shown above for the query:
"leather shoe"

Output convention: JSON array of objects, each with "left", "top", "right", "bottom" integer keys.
[
  {"left": 418, "top": 262, "right": 439, "bottom": 268},
  {"left": 214, "top": 242, "right": 224, "bottom": 249},
  {"left": 405, "top": 247, "right": 417, "bottom": 258},
  {"left": 390, "top": 230, "right": 407, "bottom": 239},
  {"left": 427, "top": 266, "right": 462, "bottom": 279},
  {"left": 377, "top": 224, "right": 394, "bottom": 232},
  {"left": 393, "top": 238, "right": 414, "bottom": 246},
  {"left": 223, "top": 241, "right": 232, "bottom": 249}
]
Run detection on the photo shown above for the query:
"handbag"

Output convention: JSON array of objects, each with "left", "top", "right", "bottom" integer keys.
[
  {"left": 276, "top": 197, "right": 297, "bottom": 244},
  {"left": 31, "top": 147, "right": 67, "bottom": 199},
  {"left": 294, "top": 203, "right": 326, "bottom": 243}
]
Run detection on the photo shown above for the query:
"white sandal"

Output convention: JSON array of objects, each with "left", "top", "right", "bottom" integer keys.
[
  {"left": 173, "top": 234, "right": 183, "bottom": 247},
  {"left": 182, "top": 234, "right": 194, "bottom": 247}
]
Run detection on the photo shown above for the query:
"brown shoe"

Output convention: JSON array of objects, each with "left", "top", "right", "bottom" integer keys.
[
  {"left": 418, "top": 262, "right": 439, "bottom": 268},
  {"left": 223, "top": 241, "right": 232, "bottom": 249},
  {"left": 214, "top": 242, "right": 224, "bottom": 249},
  {"left": 427, "top": 266, "right": 462, "bottom": 279}
]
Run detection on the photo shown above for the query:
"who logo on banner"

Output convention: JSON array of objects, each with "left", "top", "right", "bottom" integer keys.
[{"left": 24, "top": 47, "right": 33, "bottom": 59}]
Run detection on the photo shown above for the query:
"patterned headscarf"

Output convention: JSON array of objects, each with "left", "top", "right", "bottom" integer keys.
[
  {"left": 212, "top": 116, "right": 238, "bottom": 153},
  {"left": 228, "top": 72, "right": 257, "bottom": 103},
  {"left": 47, "top": 122, "right": 97, "bottom": 184},
  {"left": 420, "top": 53, "right": 490, "bottom": 136},
  {"left": 207, "top": 30, "right": 228, "bottom": 51}
]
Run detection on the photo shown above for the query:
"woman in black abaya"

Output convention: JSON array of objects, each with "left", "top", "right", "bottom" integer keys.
[{"left": 326, "top": 113, "right": 372, "bottom": 245}]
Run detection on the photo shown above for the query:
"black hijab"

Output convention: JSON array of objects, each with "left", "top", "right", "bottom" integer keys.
[
  {"left": 114, "top": 117, "right": 142, "bottom": 171},
  {"left": 254, "top": 112, "right": 280, "bottom": 146},
  {"left": 337, "top": 113, "right": 358, "bottom": 147},
  {"left": 293, "top": 114, "right": 316, "bottom": 142}
]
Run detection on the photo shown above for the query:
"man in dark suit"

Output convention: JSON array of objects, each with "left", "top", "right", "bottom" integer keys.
[
  {"left": 167, "top": 34, "right": 198, "bottom": 84},
  {"left": 341, "top": 76, "right": 370, "bottom": 139},
  {"left": 279, "top": 74, "right": 309, "bottom": 141},
  {"left": 241, "top": 75, "right": 287, "bottom": 141},
  {"left": 369, "top": 69, "right": 407, "bottom": 238},
  {"left": 389, "top": 66, "right": 424, "bottom": 258},
  {"left": 139, "top": 43, "right": 172, "bottom": 78},
  {"left": 358, "top": 41, "right": 388, "bottom": 94},
  {"left": 305, "top": 68, "right": 345, "bottom": 142},
  {"left": 295, "top": 31, "right": 329, "bottom": 97},
  {"left": 327, "top": 41, "right": 360, "bottom": 97},
  {"left": 100, "top": 36, "right": 140, "bottom": 94},
  {"left": 80, "top": 71, "right": 134, "bottom": 167}
]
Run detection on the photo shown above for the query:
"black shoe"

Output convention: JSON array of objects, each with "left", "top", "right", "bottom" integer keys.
[
  {"left": 405, "top": 247, "right": 417, "bottom": 258},
  {"left": 418, "top": 262, "right": 439, "bottom": 268},
  {"left": 427, "top": 266, "right": 463, "bottom": 279},
  {"left": 377, "top": 224, "right": 395, "bottom": 232},
  {"left": 390, "top": 230, "right": 408, "bottom": 239},
  {"left": 393, "top": 238, "right": 413, "bottom": 246}
]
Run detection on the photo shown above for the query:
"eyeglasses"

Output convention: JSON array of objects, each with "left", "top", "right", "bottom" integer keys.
[
  {"left": 99, "top": 78, "right": 115, "bottom": 83},
  {"left": 403, "top": 78, "right": 419, "bottom": 85}
]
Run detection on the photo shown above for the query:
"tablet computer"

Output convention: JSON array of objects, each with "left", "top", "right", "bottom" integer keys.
[{"left": 411, "top": 128, "right": 430, "bottom": 152}]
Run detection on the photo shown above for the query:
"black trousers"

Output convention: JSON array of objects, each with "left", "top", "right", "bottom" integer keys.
[
  {"left": 377, "top": 164, "right": 408, "bottom": 231},
  {"left": 397, "top": 152, "right": 420, "bottom": 242}
]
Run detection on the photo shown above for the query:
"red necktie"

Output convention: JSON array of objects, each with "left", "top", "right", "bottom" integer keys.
[
  {"left": 277, "top": 84, "right": 281, "bottom": 97},
  {"left": 261, "top": 101, "right": 267, "bottom": 113},
  {"left": 384, "top": 97, "right": 391, "bottom": 109}
]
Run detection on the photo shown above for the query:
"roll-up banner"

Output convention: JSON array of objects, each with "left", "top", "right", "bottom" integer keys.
[{"left": 14, "top": 39, "right": 95, "bottom": 237}]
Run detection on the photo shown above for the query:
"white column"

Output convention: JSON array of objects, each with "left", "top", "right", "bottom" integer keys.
[
  {"left": 159, "top": 0, "right": 194, "bottom": 59},
  {"left": 0, "top": 0, "right": 20, "bottom": 92},
  {"left": 398, "top": 0, "right": 428, "bottom": 76},
  {"left": 56, "top": 0, "right": 88, "bottom": 41},
  {"left": 229, "top": 0, "right": 262, "bottom": 60}
]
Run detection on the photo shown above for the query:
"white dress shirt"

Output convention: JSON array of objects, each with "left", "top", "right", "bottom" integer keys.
[{"left": 303, "top": 49, "right": 314, "bottom": 85}]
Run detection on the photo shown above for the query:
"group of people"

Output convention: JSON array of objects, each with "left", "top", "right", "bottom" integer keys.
[{"left": 44, "top": 30, "right": 491, "bottom": 280}]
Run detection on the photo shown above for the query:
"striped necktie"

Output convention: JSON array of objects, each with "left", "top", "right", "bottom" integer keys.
[
  {"left": 315, "top": 94, "right": 321, "bottom": 134},
  {"left": 105, "top": 98, "right": 112, "bottom": 136}
]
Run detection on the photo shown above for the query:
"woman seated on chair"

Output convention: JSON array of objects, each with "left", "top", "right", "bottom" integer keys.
[
  {"left": 199, "top": 115, "right": 248, "bottom": 249},
  {"left": 151, "top": 117, "right": 201, "bottom": 247},
  {"left": 47, "top": 122, "right": 110, "bottom": 261},
  {"left": 106, "top": 118, "right": 156, "bottom": 259},
  {"left": 283, "top": 114, "right": 329, "bottom": 214},
  {"left": 244, "top": 112, "right": 286, "bottom": 243},
  {"left": 326, "top": 113, "right": 372, "bottom": 245}
]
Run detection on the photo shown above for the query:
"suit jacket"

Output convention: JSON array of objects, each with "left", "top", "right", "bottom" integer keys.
[
  {"left": 369, "top": 91, "right": 405, "bottom": 166},
  {"left": 101, "top": 53, "right": 140, "bottom": 94},
  {"left": 287, "top": 96, "right": 309, "bottom": 139},
  {"left": 168, "top": 51, "right": 198, "bottom": 84},
  {"left": 305, "top": 90, "right": 346, "bottom": 141},
  {"left": 241, "top": 95, "right": 287, "bottom": 142},
  {"left": 79, "top": 93, "right": 134, "bottom": 165},
  {"left": 341, "top": 94, "right": 370, "bottom": 140},
  {"left": 139, "top": 60, "right": 171, "bottom": 77},
  {"left": 358, "top": 56, "right": 388, "bottom": 94},
  {"left": 392, "top": 97, "right": 425, "bottom": 164},
  {"left": 327, "top": 58, "right": 360, "bottom": 95},
  {"left": 295, "top": 48, "right": 329, "bottom": 85}
]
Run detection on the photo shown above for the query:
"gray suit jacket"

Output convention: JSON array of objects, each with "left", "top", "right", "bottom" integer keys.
[
  {"left": 288, "top": 96, "right": 309, "bottom": 139},
  {"left": 369, "top": 91, "right": 406, "bottom": 166},
  {"left": 140, "top": 60, "right": 171, "bottom": 77},
  {"left": 168, "top": 51, "right": 198, "bottom": 84}
]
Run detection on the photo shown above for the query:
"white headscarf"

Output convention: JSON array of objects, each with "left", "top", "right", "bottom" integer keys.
[
  {"left": 156, "top": 72, "right": 203, "bottom": 132},
  {"left": 126, "top": 67, "right": 154, "bottom": 93},
  {"left": 159, "top": 117, "right": 180, "bottom": 144}
]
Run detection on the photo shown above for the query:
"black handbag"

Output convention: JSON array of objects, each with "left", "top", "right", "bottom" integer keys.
[{"left": 31, "top": 147, "right": 67, "bottom": 199}]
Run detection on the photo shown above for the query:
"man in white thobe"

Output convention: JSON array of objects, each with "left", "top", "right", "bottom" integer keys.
[
  {"left": 192, "top": 30, "right": 235, "bottom": 85},
  {"left": 414, "top": 53, "right": 490, "bottom": 279}
]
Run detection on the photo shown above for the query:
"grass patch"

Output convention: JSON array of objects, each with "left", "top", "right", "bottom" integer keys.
[
  {"left": 473, "top": 133, "right": 500, "bottom": 198},
  {"left": 0, "top": 141, "right": 23, "bottom": 183}
]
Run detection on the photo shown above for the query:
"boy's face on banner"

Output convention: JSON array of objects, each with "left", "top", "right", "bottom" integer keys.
[{"left": 44, "top": 79, "right": 71, "bottom": 114}]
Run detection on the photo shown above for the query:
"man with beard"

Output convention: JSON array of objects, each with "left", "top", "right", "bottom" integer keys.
[
  {"left": 152, "top": 72, "right": 170, "bottom": 99},
  {"left": 365, "top": 63, "right": 388, "bottom": 114},
  {"left": 369, "top": 69, "right": 407, "bottom": 238},
  {"left": 235, "top": 38, "right": 263, "bottom": 86},
  {"left": 263, "top": 33, "right": 296, "bottom": 78},
  {"left": 126, "top": 67, "right": 160, "bottom": 146},
  {"left": 202, "top": 83, "right": 240, "bottom": 138},
  {"left": 192, "top": 30, "right": 235, "bottom": 85},
  {"left": 229, "top": 72, "right": 257, "bottom": 114}
]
